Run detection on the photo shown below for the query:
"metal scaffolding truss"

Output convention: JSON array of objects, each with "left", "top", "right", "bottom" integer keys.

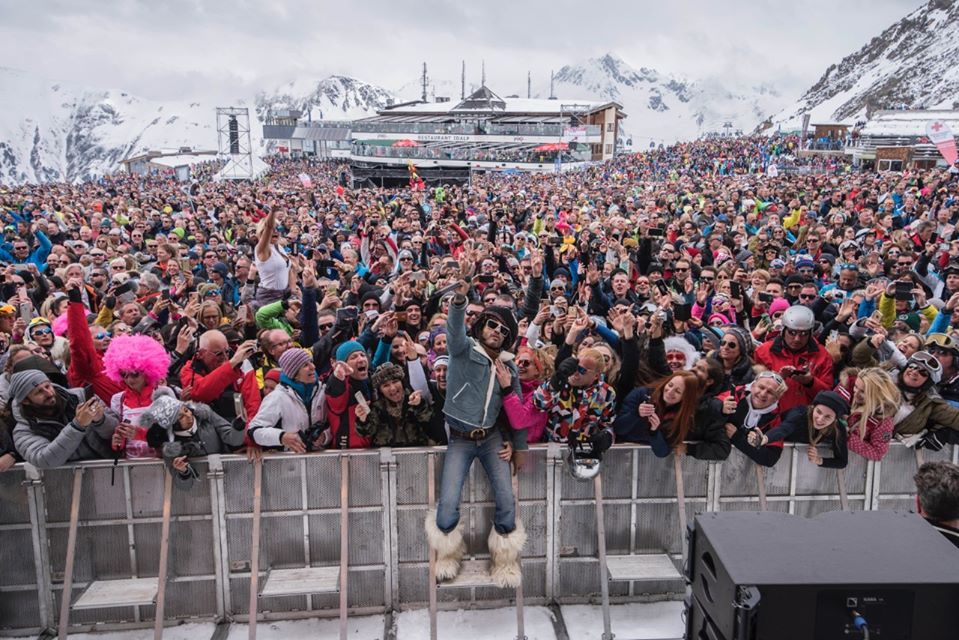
[{"left": 215, "top": 107, "right": 258, "bottom": 181}]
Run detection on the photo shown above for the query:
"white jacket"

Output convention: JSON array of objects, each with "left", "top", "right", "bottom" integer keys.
[{"left": 248, "top": 383, "right": 325, "bottom": 448}]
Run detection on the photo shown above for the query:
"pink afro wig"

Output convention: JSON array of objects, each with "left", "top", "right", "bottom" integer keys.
[
  {"left": 52, "top": 314, "right": 69, "bottom": 337},
  {"left": 102, "top": 335, "right": 171, "bottom": 387}
]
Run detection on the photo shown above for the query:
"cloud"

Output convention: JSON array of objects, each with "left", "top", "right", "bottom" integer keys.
[{"left": 0, "top": 0, "right": 928, "bottom": 102}]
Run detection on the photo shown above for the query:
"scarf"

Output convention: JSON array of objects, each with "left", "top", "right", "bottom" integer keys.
[
  {"left": 744, "top": 394, "right": 778, "bottom": 431},
  {"left": 280, "top": 373, "right": 317, "bottom": 407}
]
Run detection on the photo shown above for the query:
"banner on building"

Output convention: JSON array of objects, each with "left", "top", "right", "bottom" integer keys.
[{"left": 925, "top": 120, "right": 958, "bottom": 165}]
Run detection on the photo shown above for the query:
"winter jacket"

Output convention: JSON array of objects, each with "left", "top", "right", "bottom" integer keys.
[
  {"left": 159, "top": 404, "right": 247, "bottom": 490},
  {"left": 357, "top": 395, "right": 432, "bottom": 447},
  {"left": 893, "top": 387, "right": 959, "bottom": 437},
  {"left": 613, "top": 387, "right": 729, "bottom": 460},
  {"left": 763, "top": 406, "right": 848, "bottom": 469},
  {"left": 13, "top": 386, "right": 118, "bottom": 468},
  {"left": 180, "top": 359, "right": 257, "bottom": 422},
  {"left": 502, "top": 378, "right": 549, "bottom": 443},
  {"left": 65, "top": 297, "right": 123, "bottom": 403},
  {"left": 254, "top": 300, "right": 294, "bottom": 334},
  {"left": 443, "top": 296, "right": 522, "bottom": 433},
  {"left": 0, "top": 230, "right": 52, "bottom": 270},
  {"left": 716, "top": 386, "right": 786, "bottom": 467},
  {"left": 531, "top": 379, "right": 616, "bottom": 442},
  {"left": 249, "top": 382, "right": 326, "bottom": 449},
  {"left": 753, "top": 335, "right": 833, "bottom": 413},
  {"left": 324, "top": 374, "right": 373, "bottom": 449}
]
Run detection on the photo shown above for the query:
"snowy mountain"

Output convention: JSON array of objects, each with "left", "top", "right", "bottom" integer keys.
[
  {"left": 256, "top": 75, "right": 394, "bottom": 123},
  {"left": 0, "top": 70, "right": 392, "bottom": 185},
  {"left": 0, "top": 66, "right": 232, "bottom": 185},
  {"left": 767, "top": 0, "right": 959, "bottom": 130},
  {"left": 541, "top": 54, "right": 786, "bottom": 145}
]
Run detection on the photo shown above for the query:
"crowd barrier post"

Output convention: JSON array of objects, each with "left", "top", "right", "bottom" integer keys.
[
  {"left": 836, "top": 468, "right": 849, "bottom": 511},
  {"left": 592, "top": 473, "right": 613, "bottom": 640},
  {"left": 246, "top": 458, "right": 263, "bottom": 640},
  {"left": 512, "top": 472, "right": 526, "bottom": 640},
  {"left": 426, "top": 451, "right": 438, "bottom": 640},
  {"left": 153, "top": 469, "right": 174, "bottom": 640},
  {"left": 544, "top": 442, "right": 563, "bottom": 602},
  {"left": 379, "top": 447, "right": 398, "bottom": 613},
  {"left": 23, "top": 463, "right": 55, "bottom": 633},
  {"left": 753, "top": 465, "right": 768, "bottom": 511},
  {"left": 337, "top": 455, "right": 349, "bottom": 640},
  {"left": 206, "top": 454, "right": 230, "bottom": 620},
  {"left": 56, "top": 467, "right": 83, "bottom": 640}
]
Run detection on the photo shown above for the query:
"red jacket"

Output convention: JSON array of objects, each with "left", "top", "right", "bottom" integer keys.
[
  {"left": 180, "top": 359, "right": 258, "bottom": 420},
  {"left": 325, "top": 375, "right": 372, "bottom": 449},
  {"left": 65, "top": 300, "right": 123, "bottom": 403},
  {"left": 754, "top": 336, "right": 833, "bottom": 413}
]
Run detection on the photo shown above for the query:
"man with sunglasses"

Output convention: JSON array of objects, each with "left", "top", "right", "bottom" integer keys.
[
  {"left": 426, "top": 280, "right": 527, "bottom": 590},
  {"left": 754, "top": 304, "right": 833, "bottom": 413}
]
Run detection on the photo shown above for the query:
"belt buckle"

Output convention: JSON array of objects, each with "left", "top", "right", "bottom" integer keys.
[{"left": 468, "top": 428, "right": 486, "bottom": 440}]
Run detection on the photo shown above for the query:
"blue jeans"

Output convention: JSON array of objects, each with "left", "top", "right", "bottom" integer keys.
[{"left": 436, "top": 429, "right": 516, "bottom": 535}]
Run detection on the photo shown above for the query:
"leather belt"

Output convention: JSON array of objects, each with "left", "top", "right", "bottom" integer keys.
[{"left": 452, "top": 427, "right": 493, "bottom": 441}]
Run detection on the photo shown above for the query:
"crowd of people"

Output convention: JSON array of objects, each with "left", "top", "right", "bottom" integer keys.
[{"left": 0, "top": 137, "right": 958, "bottom": 566}]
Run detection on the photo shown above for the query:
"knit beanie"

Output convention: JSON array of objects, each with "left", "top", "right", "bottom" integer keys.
[
  {"left": 9, "top": 370, "right": 50, "bottom": 406},
  {"left": 335, "top": 340, "right": 365, "bottom": 362},
  {"left": 768, "top": 298, "right": 791, "bottom": 315},
  {"left": 371, "top": 362, "right": 405, "bottom": 390},
  {"left": 812, "top": 390, "right": 850, "bottom": 420},
  {"left": 433, "top": 355, "right": 449, "bottom": 369},
  {"left": 279, "top": 348, "right": 312, "bottom": 379},
  {"left": 264, "top": 369, "right": 281, "bottom": 384}
]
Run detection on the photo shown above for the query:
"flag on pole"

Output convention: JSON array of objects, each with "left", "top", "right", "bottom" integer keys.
[{"left": 926, "top": 120, "right": 958, "bottom": 166}]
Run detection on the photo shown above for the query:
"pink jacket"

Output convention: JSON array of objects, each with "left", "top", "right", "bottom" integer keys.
[{"left": 502, "top": 379, "right": 549, "bottom": 443}]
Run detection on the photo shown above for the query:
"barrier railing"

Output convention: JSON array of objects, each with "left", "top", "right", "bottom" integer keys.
[{"left": 0, "top": 442, "right": 956, "bottom": 634}]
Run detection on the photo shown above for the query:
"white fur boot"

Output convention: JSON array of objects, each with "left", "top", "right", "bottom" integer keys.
[
  {"left": 424, "top": 510, "right": 466, "bottom": 582},
  {"left": 487, "top": 519, "right": 527, "bottom": 588}
]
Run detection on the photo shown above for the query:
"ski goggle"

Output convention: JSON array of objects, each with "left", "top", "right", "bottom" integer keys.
[
  {"left": 907, "top": 352, "right": 942, "bottom": 378},
  {"left": 925, "top": 333, "right": 958, "bottom": 353}
]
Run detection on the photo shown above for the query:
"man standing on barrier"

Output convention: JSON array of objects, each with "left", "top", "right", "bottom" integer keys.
[{"left": 425, "top": 279, "right": 528, "bottom": 589}]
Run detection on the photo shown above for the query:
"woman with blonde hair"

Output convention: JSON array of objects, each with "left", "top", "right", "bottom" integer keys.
[
  {"left": 498, "top": 346, "right": 554, "bottom": 443},
  {"left": 836, "top": 367, "right": 900, "bottom": 461}
]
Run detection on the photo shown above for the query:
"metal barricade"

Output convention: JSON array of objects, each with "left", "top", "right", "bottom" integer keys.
[{"left": 0, "top": 442, "right": 955, "bottom": 634}]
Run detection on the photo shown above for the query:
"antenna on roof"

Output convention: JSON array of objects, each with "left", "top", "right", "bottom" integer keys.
[
  {"left": 549, "top": 70, "right": 555, "bottom": 99},
  {"left": 421, "top": 62, "right": 428, "bottom": 103},
  {"left": 461, "top": 60, "right": 466, "bottom": 99},
  {"left": 527, "top": 71, "right": 531, "bottom": 99},
  {"left": 481, "top": 60, "right": 486, "bottom": 87}
]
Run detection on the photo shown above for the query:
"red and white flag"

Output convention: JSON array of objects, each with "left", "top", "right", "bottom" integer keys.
[{"left": 926, "top": 120, "right": 958, "bottom": 165}]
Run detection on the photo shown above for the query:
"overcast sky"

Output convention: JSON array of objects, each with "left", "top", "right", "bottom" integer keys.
[{"left": 0, "top": 0, "right": 928, "bottom": 102}]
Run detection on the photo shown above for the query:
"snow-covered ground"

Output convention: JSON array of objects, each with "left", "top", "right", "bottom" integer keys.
[{"left": 13, "top": 602, "right": 686, "bottom": 639}]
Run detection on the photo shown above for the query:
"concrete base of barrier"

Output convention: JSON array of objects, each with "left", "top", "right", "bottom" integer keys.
[{"left": 0, "top": 442, "right": 954, "bottom": 635}]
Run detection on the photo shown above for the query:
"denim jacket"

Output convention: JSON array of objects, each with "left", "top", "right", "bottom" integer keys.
[{"left": 443, "top": 297, "right": 522, "bottom": 434}]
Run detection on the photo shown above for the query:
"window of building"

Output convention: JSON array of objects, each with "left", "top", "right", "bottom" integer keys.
[
  {"left": 607, "top": 123, "right": 614, "bottom": 132},
  {"left": 605, "top": 144, "right": 613, "bottom": 154}
]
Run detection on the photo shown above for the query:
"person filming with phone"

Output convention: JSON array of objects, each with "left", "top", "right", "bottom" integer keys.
[{"left": 754, "top": 304, "right": 833, "bottom": 413}]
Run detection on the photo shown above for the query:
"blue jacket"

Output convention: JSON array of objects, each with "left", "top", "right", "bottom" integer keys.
[
  {"left": 443, "top": 297, "right": 521, "bottom": 432},
  {"left": 0, "top": 231, "right": 52, "bottom": 270}
]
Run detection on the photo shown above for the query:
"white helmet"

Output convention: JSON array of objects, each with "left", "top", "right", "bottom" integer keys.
[{"left": 781, "top": 305, "right": 816, "bottom": 332}]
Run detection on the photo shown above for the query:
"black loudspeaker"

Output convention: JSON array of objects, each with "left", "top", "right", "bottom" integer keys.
[
  {"left": 228, "top": 115, "right": 240, "bottom": 154},
  {"left": 684, "top": 511, "right": 959, "bottom": 640}
]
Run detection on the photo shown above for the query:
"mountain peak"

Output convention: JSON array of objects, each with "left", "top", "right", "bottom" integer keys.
[{"left": 769, "top": 0, "right": 959, "bottom": 128}]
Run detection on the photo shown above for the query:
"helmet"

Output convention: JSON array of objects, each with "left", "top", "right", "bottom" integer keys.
[
  {"left": 924, "top": 333, "right": 959, "bottom": 356},
  {"left": 565, "top": 446, "right": 602, "bottom": 481},
  {"left": 905, "top": 351, "right": 942, "bottom": 384},
  {"left": 781, "top": 305, "right": 815, "bottom": 332}
]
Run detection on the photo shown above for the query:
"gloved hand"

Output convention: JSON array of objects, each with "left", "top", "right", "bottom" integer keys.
[
  {"left": 550, "top": 357, "right": 579, "bottom": 391},
  {"left": 916, "top": 430, "right": 947, "bottom": 451}
]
